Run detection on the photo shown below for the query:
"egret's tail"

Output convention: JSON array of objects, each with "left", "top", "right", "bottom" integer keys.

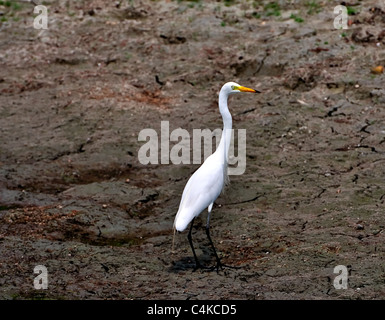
[{"left": 172, "top": 206, "right": 194, "bottom": 252}]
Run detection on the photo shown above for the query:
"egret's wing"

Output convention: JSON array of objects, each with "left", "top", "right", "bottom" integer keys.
[{"left": 174, "top": 156, "right": 225, "bottom": 231}]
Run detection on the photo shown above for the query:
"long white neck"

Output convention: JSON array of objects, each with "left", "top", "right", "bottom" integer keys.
[{"left": 216, "top": 90, "right": 232, "bottom": 165}]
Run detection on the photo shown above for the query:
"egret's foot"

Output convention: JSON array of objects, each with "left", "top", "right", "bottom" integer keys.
[
  {"left": 214, "top": 259, "right": 241, "bottom": 273},
  {"left": 192, "top": 258, "right": 240, "bottom": 272},
  {"left": 193, "top": 262, "right": 215, "bottom": 272}
]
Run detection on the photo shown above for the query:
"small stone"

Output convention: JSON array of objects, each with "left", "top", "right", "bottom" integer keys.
[{"left": 356, "top": 224, "right": 364, "bottom": 230}]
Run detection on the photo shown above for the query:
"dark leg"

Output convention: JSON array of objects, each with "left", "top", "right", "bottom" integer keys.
[
  {"left": 205, "top": 223, "right": 223, "bottom": 271},
  {"left": 187, "top": 218, "right": 200, "bottom": 270},
  {"left": 206, "top": 211, "right": 240, "bottom": 272},
  {"left": 187, "top": 218, "right": 212, "bottom": 271}
]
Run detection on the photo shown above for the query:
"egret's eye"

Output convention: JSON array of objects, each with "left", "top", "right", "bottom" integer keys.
[{"left": 231, "top": 85, "right": 237, "bottom": 90}]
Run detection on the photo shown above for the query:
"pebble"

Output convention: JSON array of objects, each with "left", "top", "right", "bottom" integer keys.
[{"left": 356, "top": 224, "right": 364, "bottom": 230}]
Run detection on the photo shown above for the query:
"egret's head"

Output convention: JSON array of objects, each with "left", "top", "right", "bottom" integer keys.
[{"left": 222, "top": 82, "right": 260, "bottom": 95}]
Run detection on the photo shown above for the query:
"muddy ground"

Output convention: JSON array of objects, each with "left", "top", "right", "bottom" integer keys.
[{"left": 0, "top": 0, "right": 385, "bottom": 300}]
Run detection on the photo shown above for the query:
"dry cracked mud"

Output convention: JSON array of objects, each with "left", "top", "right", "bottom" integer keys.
[{"left": 0, "top": 0, "right": 385, "bottom": 299}]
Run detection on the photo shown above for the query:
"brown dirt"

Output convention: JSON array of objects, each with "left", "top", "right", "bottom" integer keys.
[{"left": 1, "top": 0, "right": 385, "bottom": 300}]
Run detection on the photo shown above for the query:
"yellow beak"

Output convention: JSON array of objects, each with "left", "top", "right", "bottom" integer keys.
[{"left": 238, "top": 86, "right": 260, "bottom": 93}]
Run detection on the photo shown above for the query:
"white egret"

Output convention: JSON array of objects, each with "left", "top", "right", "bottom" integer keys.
[{"left": 173, "top": 82, "right": 259, "bottom": 271}]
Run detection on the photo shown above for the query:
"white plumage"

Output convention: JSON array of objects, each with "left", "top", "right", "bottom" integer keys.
[{"left": 173, "top": 81, "right": 259, "bottom": 271}]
